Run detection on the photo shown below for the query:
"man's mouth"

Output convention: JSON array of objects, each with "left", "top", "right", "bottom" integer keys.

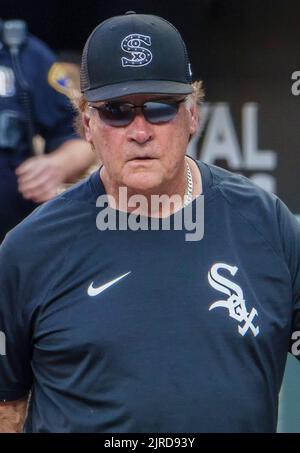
[
  {"left": 131, "top": 156, "right": 154, "bottom": 160},
  {"left": 127, "top": 155, "right": 158, "bottom": 163}
]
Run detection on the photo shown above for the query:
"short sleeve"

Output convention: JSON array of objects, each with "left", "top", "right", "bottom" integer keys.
[
  {"left": 0, "top": 240, "right": 33, "bottom": 401},
  {"left": 276, "top": 199, "right": 300, "bottom": 356},
  {"left": 25, "top": 36, "right": 79, "bottom": 152}
]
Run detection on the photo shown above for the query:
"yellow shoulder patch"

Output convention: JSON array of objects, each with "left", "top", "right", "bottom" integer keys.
[{"left": 48, "top": 62, "right": 80, "bottom": 98}]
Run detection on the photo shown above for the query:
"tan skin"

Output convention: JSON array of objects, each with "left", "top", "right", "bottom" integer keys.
[
  {"left": 83, "top": 94, "right": 201, "bottom": 217},
  {"left": 15, "top": 139, "right": 96, "bottom": 203},
  {"left": 0, "top": 397, "right": 28, "bottom": 433}
]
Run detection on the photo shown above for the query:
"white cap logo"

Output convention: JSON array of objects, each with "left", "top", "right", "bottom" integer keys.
[{"left": 121, "top": 34, "right": 152, "bottom": 67}]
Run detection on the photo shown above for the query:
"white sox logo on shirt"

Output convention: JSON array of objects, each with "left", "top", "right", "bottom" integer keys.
[
  {"left": 208, "top": 263, "right": 259, "bottom": 337},
  {"left": 121, "top": 34, "right": 152, "bottom": 67}
]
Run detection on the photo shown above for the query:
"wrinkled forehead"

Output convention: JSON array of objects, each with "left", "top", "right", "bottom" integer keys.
[{"left": 91, "top": 93, "right": 186, "bottom": 105}]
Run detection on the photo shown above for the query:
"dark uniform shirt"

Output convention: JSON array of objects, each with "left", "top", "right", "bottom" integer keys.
[
  {"left": 0, "top": 161, "right": 300, "bottom": 432},
  {"left": 0, "top": 34, "right": 78, "bottom": 241}
]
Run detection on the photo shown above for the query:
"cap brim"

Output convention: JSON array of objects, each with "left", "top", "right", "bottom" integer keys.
[{"left": 84, "top": 80, "right": 193, "bottom": 101}]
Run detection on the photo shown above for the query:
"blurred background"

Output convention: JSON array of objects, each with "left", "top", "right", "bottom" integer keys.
[{"left": 1, "top": 0, "right": 300, "bottom": 432}]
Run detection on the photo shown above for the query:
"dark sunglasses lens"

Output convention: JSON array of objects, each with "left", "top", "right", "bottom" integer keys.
[
  {"left": 143, "top": 102, "right": 179, "bottom": 124},
  {"left": 98, "top": 103, "right": 133, "bottom": 126}
]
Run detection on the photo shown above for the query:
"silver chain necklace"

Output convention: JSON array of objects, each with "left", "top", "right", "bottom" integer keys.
[{"left": 183, "top": 161, "right": 193, "bottom": 207}]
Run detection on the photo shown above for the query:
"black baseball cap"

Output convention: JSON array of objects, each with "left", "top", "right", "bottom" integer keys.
[{"left": 80, "top": 11, "right": 193, "bottom": 101}]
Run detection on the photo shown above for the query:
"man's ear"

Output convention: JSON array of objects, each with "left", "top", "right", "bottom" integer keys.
[
  {"left": 188, "top": 102, "right": 199, "bottom": 136},
  {"left": 82, "top": 112, "right": 93, "bottom": 144}
]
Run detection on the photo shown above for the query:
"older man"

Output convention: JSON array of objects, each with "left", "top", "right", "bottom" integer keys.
[{"left": 0, "top": 12, "right": 299, "bottom": 433}]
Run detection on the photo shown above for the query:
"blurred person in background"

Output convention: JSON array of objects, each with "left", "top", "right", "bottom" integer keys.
[{"left": 0, "top": 19, "right": 96, "bottom": 242}]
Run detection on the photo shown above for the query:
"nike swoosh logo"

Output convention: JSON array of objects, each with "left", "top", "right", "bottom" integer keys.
[{"left": 87, "top": 271, "right": 131, "bottom": 297}]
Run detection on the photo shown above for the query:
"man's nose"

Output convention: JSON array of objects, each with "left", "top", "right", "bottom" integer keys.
[{"left": 127, "top": 112, "right": 153, "bottom": 144}]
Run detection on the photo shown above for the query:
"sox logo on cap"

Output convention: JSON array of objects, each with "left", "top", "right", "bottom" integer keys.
[{"left": 121, "top": 34, "right": 152, "bottom": 67}]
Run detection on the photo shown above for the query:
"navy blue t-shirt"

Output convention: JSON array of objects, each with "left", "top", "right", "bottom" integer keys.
[
  {"left": 0, "top": 161, "right": 300, "bottom": 433},
  {"left": 0, "top": 34, "right": 78, "bottom": 240}
]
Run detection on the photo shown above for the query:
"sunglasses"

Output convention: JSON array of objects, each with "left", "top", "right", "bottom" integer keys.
[{"left": 88, "top": 98, "right": 186, "bottom": 127}]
